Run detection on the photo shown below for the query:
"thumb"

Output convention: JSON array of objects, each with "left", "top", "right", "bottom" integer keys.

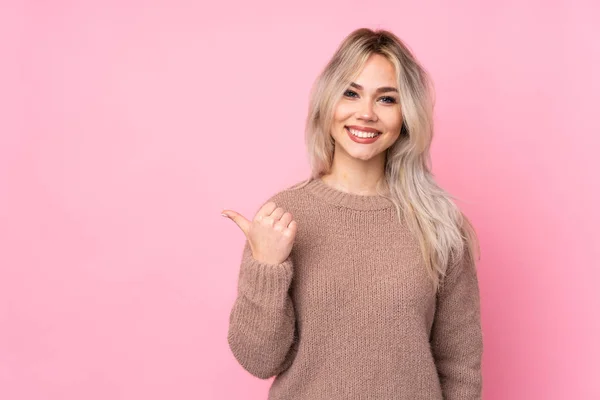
[{"left": 221, "top": 209, "right": 251, "bottom": 236}]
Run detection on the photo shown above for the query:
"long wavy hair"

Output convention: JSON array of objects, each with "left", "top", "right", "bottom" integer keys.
[{"left": 289, "top": 28, "right": 480, "bottom": 292}]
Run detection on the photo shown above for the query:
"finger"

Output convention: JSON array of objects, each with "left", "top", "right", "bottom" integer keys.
[
  {"left": 284, "top": 220, "right": 298, "bottom": 239},
  {"left": 256, "top": 201, "right": 277, "bottom": 221},
  {"left": 223, "top": 210, "right": 251, "bottom": 236},
  {"left": 269, "top": 207, "right": 286, "bottom": 221},
  {"left": 278, "top": 212, "right": 293, "bottom": 227}
]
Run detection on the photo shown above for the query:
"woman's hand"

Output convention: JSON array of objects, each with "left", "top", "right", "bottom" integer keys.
[{"left": 222, "top": 201, "right": 297, "bottom": 265}]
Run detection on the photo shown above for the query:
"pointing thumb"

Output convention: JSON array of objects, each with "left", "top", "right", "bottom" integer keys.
[{"left": 221, "top": 209, "right": 251, "bottom": 236}]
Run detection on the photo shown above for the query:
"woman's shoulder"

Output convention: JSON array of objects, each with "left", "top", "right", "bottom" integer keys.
[{"left": 260, "top": 177, "right": 314, "bottom": 212}]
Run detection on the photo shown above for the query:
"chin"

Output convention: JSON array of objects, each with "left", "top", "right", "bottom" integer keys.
[{"left": 347, "top": 151, "right": 380, "bottom": 161}]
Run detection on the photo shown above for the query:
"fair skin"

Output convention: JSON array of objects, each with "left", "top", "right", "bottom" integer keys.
[
  {"left": 221, "top": 53, "right": 403, "bottom": 264},
  {"left": 322, "top": 53, "right": 403, "bottom": 195}
]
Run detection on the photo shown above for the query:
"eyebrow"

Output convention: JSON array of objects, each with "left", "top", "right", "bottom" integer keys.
[{"left": 349, "top": 82, "right": 398, "bottom": 94}]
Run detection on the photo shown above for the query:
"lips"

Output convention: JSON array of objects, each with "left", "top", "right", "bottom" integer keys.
[
  {"left": 345, "top": 127, "right": 382, "bottom": 144},
  {"left": 345, "top": 125, "right": 381, "bottom": 134}
]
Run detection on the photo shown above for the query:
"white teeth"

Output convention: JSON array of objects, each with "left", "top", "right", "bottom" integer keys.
[{"left": 348, "top": 128, "right": 380, "bottom": 138}]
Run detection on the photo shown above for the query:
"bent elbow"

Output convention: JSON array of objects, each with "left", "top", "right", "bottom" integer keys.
[{"left": 227, "top": 332, "right": 283, "bottom": 380}]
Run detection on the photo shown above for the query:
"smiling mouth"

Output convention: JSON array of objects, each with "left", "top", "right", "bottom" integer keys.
[{"left": 345, "top": 126, "right": 382, "bottom": 138}]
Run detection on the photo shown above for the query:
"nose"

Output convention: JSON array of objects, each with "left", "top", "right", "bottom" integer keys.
[{"left": 357, "top": 99, "right": 378, "bottom": 122}]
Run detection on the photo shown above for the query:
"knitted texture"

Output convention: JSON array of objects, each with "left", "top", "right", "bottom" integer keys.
[{"left": 227, "top": 177, "right": 483, "bottom": 399}]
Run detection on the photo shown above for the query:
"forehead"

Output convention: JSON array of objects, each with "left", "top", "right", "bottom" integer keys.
[{"left": 352, "top": 54, "right": 397, "bottom": 87}]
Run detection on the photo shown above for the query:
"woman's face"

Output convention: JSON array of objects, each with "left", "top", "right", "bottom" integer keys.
[{"left": 331, "top": 53, "right": 403, "bottom": 163}]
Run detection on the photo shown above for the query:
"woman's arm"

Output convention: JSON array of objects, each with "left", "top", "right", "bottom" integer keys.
[
  {"left": 227, "top": 239, "right": 298, "bottom": 379},
  {"left": 430, "top": 248, "right": 484, "bottom": 399}
]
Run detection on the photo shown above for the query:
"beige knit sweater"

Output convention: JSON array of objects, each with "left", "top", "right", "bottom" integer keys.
[{"left": 227, "top": 177, "right": 483, "bottom": 399}]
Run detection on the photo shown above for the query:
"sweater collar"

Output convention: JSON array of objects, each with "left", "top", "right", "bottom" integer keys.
[{"left": 304, "top": 177, "right": 394, "bottom": 211}]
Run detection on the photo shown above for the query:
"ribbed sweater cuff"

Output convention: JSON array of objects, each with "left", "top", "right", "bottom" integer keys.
[{"left": 237, "top": 255, "right": 294, "bottom": 309}]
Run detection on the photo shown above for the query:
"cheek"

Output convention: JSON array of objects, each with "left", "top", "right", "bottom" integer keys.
[
  {"left": 384, "top": 110, "right": 403, "bottom": 131},
  {"left": 333, "top": 103, "right": 354, "bottom": 122}
]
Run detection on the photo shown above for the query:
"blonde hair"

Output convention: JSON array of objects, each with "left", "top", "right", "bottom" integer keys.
[{"left": 290, "top": 28, "right": 480, "bottom": 292}]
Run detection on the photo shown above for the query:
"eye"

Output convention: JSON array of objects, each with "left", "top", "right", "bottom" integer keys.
[
  {"left": 380, "top": 96, "right": 397, "bottom": 104},
  {"left": 343, "top": 90, "right": 397, "bottom": 104}
]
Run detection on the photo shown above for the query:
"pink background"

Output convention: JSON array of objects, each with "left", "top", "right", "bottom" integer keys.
[{"left": 1, "top": 1, "right": 599, "bottom": 399}]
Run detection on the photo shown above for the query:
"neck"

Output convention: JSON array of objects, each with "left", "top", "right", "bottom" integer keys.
[
  {"left": 321, "top": 168, "right": 387, "bottom": 196},
  {"left": 321, "top": 147, "right": 388, "bottom": 195}
]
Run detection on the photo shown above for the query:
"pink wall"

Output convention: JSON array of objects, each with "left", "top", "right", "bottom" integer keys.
[{"left": 1, "top": 1, "right": 598, "bottom": 399}]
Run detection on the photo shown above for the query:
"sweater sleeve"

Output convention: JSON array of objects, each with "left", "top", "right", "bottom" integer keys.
[
  {"left": 430, "top": 248, "right": 483, "bottom": 399},
  {"left": 227, "top": 239, "right": 298, "bottom": 379}
]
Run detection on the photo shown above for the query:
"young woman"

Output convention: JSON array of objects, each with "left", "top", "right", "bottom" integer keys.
[{"left": 221, "top": 28, "right": 483, "bottom": 400}]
